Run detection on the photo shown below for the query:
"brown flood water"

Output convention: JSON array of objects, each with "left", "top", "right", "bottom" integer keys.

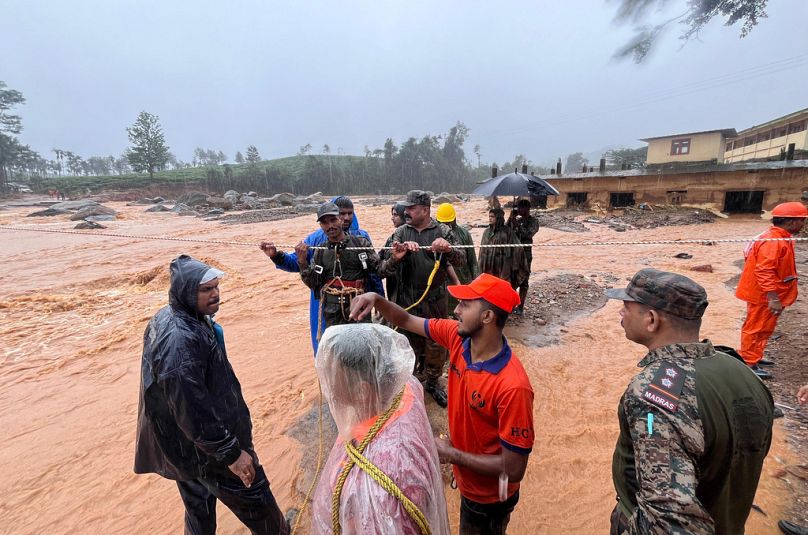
[{"left": 0, "top": 198, "right": 795, "bottom": 534}]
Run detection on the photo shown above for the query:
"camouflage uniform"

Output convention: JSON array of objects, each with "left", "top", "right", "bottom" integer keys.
[
  {"left": 479, "top": 216, "right": 522, "bottom": 284},
  {"left": 300, "top": 234, "right": 381, "bottom": 330},
  {"left": 447, "top": 222, "right": 479, "bottom": 313},
  {"left": 607, "top": 269, "right": 774, "bottom": 535},
  {"left": 509, "top": 213, "right": 539, "bottom": 287},
  {"left": 379, "top": 191, "right": 465, "bottom": 384}
]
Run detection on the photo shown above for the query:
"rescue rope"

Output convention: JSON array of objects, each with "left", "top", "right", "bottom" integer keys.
[
  {"left": 403, "top": 253, "right": 442, "bottom": 313},
  {"left": 331, "top": 387, "right": 430, "bottom": 535},
  {"left": 2, "top": 224, "right": 807, "bottom": 249},
  {"left": 344, "top": 442, "right": 431, "bottom": 535},
  {"left": 291, "top": 383, "right": 325, "bottom": 535}
]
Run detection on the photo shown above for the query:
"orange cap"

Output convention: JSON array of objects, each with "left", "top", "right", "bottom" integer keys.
[{"left": 772, "top": 202, "right": 808, "bottom": 218}]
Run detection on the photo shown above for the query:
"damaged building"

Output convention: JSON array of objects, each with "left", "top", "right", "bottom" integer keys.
[
  {"left": 540, "top": 160, "right": 807, "bottom": 213},
  {"left": 538, "top": 107, "right": 808, "bottom": 213}
]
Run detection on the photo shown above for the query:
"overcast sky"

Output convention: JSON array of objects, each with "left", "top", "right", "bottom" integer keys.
[{"left": 3, "top": 0, "right": 807, "bottom": 167}]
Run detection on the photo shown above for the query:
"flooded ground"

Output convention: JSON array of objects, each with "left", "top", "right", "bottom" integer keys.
[{"left": 0, "top": 197, "right": 799, "bottom": 533}]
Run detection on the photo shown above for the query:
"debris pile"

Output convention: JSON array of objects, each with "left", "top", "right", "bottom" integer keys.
[{"left": 585, "top": 205, "right": 717, "bottom": 231}]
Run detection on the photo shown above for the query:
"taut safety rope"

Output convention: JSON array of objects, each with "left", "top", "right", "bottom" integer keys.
[{"left": 3, "top": 225, "right": 807, "bottom": 249}]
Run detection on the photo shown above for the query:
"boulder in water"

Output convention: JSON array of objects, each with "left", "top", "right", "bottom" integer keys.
[
  {"left": 50, "top": 199, "right": 99, "bottom": 211},
  {"left": 267, "top": 192, "right": 296, "bottom": 206},
  {"left": 74, "top": 220, "right": 106, "bottom": 229},
  {"left": 28, "top": 207, "right": 69, "bottom": 217},
  {"left": 206, "top": 196, "right": 233, "bottom": 209},
  {"left": 70, "top": 204, "right": 117, "bottom": 221},
  {"left": 176, "top": 191, "right": 209, "bottom": 207},
  {"left": 145, "top": 204, "right": 170, "bottom": 212}
]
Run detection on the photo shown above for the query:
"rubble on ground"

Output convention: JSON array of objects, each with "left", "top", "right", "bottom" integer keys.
[{"left": 584, "top": 205, "right": 717, "bottom": 231}]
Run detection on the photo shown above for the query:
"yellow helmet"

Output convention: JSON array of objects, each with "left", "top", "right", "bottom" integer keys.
[{"left": 436, "top": 202, "right": 456, "bottom": 223}]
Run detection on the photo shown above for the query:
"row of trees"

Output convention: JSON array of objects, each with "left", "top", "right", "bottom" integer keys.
[{"left": 2, "top": 80, "right": 647, "bottom": 195}]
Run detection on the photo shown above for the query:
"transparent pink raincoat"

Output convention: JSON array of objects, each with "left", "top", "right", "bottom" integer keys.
[{"left": 311, "top": 324, "right": 450, "bottom": 535}]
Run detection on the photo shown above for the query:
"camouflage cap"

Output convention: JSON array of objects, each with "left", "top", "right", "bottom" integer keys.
[
  {"left": 605, "top": 268, "right": 708, "bottom": 320},
  {"left": 400, "top": 190, "right": 431, "bottom": 207},
  {"left": 316, "top": 202, "right": 340, "bottom": 221}
]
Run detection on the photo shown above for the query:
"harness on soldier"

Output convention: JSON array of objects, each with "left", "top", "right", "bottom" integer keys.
[
  {"left": 331, "top": 386, "right": 431, "bottom": 535},
  {"left": 316, "top": 240, "right": 366, "bottom": 341}
]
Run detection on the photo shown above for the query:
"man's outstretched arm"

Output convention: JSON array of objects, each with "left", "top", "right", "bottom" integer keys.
[{"left": 350, "top": 292, "right": 426, "bottom": 338}]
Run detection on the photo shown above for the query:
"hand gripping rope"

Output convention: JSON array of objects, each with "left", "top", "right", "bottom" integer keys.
[{"left": 331, "top": 387, "right": 431, "bottom": 535}]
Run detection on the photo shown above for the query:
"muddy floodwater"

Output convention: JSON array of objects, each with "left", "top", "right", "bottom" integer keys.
[{"left": 0, "top": 198, "right": 796, "bottom": 533}]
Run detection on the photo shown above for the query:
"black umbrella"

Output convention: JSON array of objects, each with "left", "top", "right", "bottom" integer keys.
[{"left": 471, "top": 171, "right": 559, "bottom": 197}]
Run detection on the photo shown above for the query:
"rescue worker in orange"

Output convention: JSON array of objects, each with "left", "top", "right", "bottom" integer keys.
[{"left": 736, "top": 201, "right": 807, "bottom": 378}]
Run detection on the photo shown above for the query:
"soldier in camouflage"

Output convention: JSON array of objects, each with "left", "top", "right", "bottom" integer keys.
[
  {"left": 507, "top": 199, "right": 540, "bottom": 315},
  {"left": 606, "top": 269, "right": 774, "bottom": 535},
  {"left": 379, "top": 190, "right": 466, "bottom": 408}
]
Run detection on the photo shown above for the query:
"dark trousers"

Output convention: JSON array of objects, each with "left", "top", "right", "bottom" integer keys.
[
  {"left": 176, "top": 461, "right": 288, "bottom": 535},
  {"left": 459, "top": 491, "right": 519, "bottom": 535}
]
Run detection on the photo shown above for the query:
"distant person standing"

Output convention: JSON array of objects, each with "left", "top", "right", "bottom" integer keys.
[
  {"left": 436, "top": 202, "right": 479, "bottom": 312},
  {"left": 479, "top": 208, "right": 521, "bottom": 287},
  {"left": 134, "top": 255, "right": 288, "bottom": 535},
  {"left": 508, "top": 199, "right": 539, "bottom": 315},
  {"left": 736, "top": 201, "right": 807, "bottom": 378},
  {"left": 606, "top": 269, "right": 773, "bottom": 534}
]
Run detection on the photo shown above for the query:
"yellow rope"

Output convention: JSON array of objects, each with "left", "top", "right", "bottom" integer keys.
[
  {"left": 291, "top": 383, "right": 325, "bottom": 535},
  {"left": 403, "top": 254, "right": 442, "bottom": 313},
  {"left": 345, "top": 442, "right": 432, "bottom": 535},
  {"left": 332, "top": 387, "right": 416, "bottom": 534}
]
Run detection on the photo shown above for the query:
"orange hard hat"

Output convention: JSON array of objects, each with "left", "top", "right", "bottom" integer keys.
[{"left": 771, "top": 201, "right": 808, "bottom": 218}]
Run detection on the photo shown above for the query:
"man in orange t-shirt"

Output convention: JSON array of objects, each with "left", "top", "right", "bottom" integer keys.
[
  {"left": 351, "top": 273, "right": 534, "bottom": 534},
  {"left": 736, "top": 201, "right": 807, "bottom": 378}
]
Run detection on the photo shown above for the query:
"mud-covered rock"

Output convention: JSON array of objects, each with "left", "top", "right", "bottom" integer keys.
[{"left": 70, "top": 204, "right": 117, "bottom": 221}]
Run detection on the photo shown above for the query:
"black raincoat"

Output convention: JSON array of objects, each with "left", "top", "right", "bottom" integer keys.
[{"left": 134, "top": 255, "right": 252, "bottom": 480}]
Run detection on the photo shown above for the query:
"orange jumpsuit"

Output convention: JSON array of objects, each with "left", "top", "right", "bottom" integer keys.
[{"left": 735, "top": 226, "right": 798, "bottom": 365}]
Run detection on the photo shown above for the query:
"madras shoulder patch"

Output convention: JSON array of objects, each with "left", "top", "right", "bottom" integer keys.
[{"left": 641, "top": 362, "right": 686, "bottom": 413}]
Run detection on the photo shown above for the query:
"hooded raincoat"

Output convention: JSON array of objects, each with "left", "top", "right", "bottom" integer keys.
[
  {"left": 270, "top": 196, "right": 384, "bottom": 354},
  {"left": 134, "top": 255, "right": 251, "bottom": 480}
]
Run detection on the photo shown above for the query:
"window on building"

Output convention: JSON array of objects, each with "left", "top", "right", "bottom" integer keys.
[
  {"left": 744, "top": 136, "right": 756, "bottom": 147},
  {"left": 610, "top": 192, "right": 635, "bottom": 208},
  {"left": 566, "top": 192, "right": 588, "bottom": 208},
  {"left": 667, "top": 190, "right": 687, "bottom": 205},
  {"left": 757, "top": 132, "right": 771, "bottom": 143},
  {"left": 789, "top": 121, "right": 806, "bottom": 134},
  {"left": 776, "top": 127, "right": 788, "bottom": 138},
  {"left": 726, "top": 142, "right": 734, "bottom": 151},
  {"left": 671, "top": 138, "right": 690, "bottom": 155}
]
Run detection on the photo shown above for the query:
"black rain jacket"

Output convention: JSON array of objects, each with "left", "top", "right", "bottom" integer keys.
[{"left": 134, "top": 255, "right": 252, "bottom": 480}]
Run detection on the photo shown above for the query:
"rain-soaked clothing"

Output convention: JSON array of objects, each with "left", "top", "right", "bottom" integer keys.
[
  {"left": 300, "top": 234, "right": 381, "bottom": 330},
  {"left": 311, "top": 378, "right": 450, "bottom": 535},
  {"left": 134, "top": 255, "right": 287, "bottom": 535},
  {"left": 312, "top": 325, "right": 450, "bottom": 535},
  {"left": 380, "top": 218, "right": 465, "bottom": 382},
  {"left": 479, "top": 223, "right": 521, "bottom": 283},
  {"left": 509, "top": 214, "right": 539, "bottom": 287},
  {"left": 270, "top": 196, "right": 384, "bottom": 354},
  {"left": 736, "top": 226, "right": 799, "bottom": 365},
  {"left": 611, "top": 341, "right": 773, "bottom": 535},
  {"left": 425, "top": 318, "right": 534, "bottom": 505}
]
